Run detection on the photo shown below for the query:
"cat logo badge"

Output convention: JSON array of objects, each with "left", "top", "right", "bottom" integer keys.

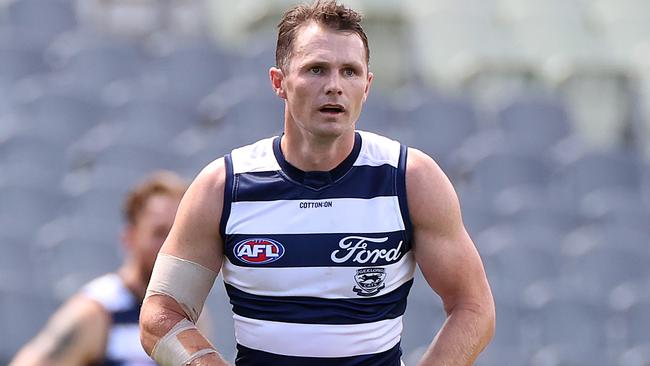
[{"left": 353, "top": 268, "right": 386, "bottom": 297}]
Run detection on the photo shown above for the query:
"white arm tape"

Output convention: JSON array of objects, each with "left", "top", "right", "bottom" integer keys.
[
  {"left": 145, "top": 253, "right": 218, "bottom": 323},
  {"left": 187, "top": 348, "right": 219, "bottom": 364},
  {"left": 151, "top": 318, "right": 217, "bottom": 366}
]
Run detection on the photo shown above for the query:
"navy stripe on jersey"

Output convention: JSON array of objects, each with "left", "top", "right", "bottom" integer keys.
[
  {"left": 234, "top": 164, "right": 397, "bottom": 202},
  {"left": 396, "top": 144, "right": 412, "bottom": 243},
  {"left": 235, "top": 342, "right": 402, "bottom": 366},
  {"left": 112, "top": 306, "right": 140, "bottom": 324},
  {"left": 226, "top": 231, "right": 410, "bottom": 268},
  {"left": 225, "top": 280, "right": 412, "bottom": 324}
]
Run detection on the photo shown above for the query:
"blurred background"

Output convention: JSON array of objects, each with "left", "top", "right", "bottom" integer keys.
[{"left": 0, "top": 0, "right": 649, "bottom": 365}]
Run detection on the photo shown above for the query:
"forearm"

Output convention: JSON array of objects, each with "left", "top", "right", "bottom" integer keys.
[
  {"left": 10, "top": 297, "right": 107, "bottom": 366},
  {"left": 140, "top": 295, "right": 230, "bottom": 366},
  {"left": 418, "top": 303, "right": 495, "bottom": 366}
]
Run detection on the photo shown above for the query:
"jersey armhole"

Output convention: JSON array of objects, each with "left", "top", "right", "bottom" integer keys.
[
  {"left": 219, "top": 154, "right": 234, "bottom": 245},
  {"left": 397, "top": 144, "right": 413, "bottom": 244}
]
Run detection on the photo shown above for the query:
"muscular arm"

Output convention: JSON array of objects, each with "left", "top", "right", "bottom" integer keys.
[
  {"left": 406, "top": 149, "right": 495, "bottom": 366},
  {"left": 10, "top": 295, "right": 109, "bottom": 366},
  {"left": 140, "top": 158, "right": 230, "bottom": 366}
]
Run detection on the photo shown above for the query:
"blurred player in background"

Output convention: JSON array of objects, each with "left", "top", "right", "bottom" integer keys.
[
  {"left": 11, "top": 170, "right": 189, "bottom": 366},
  {"left": 140, "top": 1, "right": 495, "bottom": 365}
]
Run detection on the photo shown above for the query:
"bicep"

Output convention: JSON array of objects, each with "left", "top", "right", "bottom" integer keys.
[
  {"left": 160, "top": 158, "right": 226, "bottom": 272},
  {"left": 140, "top": 159, "right": 226, "bottom": 351},
  {"left": 413, "top": 220, "right": 488, "bottom": 310},
  {"left": 406, "top": 149, "right": 491, "bottom": 311}
]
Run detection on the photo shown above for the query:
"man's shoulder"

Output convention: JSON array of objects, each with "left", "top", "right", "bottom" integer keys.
[
  {"left": 80, "top": 273, "right": 134, "bottom": 313},
  {"left": 405, "top": 147, "right": 461, "bottom": 229},
  {"left": 404, "top": 148, "right": 448, "bottom": 186}
]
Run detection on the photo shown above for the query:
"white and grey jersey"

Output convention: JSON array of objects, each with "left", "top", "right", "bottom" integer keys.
[{"left": 81, "top": 273, "right": 155, "bottom": 366}]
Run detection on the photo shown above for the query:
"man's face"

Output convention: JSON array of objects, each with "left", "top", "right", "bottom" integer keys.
[
  {"left": 124, "top": 194, "right": 181, "bottom": 280},
  {"left": 272, "top": 22, "right": 373, "bottom": 139}
]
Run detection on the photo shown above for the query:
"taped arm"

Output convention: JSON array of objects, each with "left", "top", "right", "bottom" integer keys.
[
  {"left": 10, "top": 295, "right": 109, "bottom": 366},
  {"left": 140, "top": 158, "right": 230, "bottom": 366},
  {"left": 406, "top": 148, "right": 495, "bottom": 366}
]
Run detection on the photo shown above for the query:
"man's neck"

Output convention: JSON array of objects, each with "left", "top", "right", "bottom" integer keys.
[{"left": 281, "top": 128, "right": 356, "bottom": 172}]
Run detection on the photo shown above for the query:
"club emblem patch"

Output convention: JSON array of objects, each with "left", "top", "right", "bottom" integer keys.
[{"left": 353, "top": 268, "right": 386, "bottom": 297}]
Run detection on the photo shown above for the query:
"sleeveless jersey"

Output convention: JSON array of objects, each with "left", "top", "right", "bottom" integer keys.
[
  {"left": 221, "top": 130, "right": 415, "bottom": 365},
  {"left": 81, "top": 273, "right": 155, "bottom": 366}
]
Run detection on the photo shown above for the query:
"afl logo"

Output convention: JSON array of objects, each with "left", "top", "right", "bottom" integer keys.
[{"left": 233, "top": 238, "right": 285, "bottom": 264}]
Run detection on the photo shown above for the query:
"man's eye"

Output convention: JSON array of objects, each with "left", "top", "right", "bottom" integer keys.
[
  {"left": 310, "top": 67, "right": 322, "bottom": 74},
  {"left": 344, "top": 68, "right": 355, "bottom": 77}
]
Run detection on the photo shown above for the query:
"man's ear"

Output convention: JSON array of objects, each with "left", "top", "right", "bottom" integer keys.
[
  {"left": 269, "top": 67, "right": 287, "bottom": 99},
  {"left": 362, "top": 71, "right": 373, "bottom": 103}
]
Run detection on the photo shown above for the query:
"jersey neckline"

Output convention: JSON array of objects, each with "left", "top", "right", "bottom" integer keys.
[{"left": 272, "top": 131, "right": 362, "bottom": 189}]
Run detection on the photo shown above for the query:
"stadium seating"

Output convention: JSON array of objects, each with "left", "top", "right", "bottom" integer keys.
[
  {"left": 494, "top": 94, "right": 573, "bottom": 156},
  {"left": 45, "top": 32, "right": 146, "bottom": 101},
  {"left": 0, "top": 290, "right": 58, "bottom": 363},
  {"left": 0, "top": 42, "right": 49, "bottom": 88},
  {"left": 3, "top": 0, "right": 77, "bottom": 48},
  {"left": 1, "top": 0, "right": 649, "bottom": 364},
  {"left": 143, "top": 38, "right": 233, "bottom": 108}
]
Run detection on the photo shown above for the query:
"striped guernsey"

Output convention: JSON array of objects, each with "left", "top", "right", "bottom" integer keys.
[
  {"left": 82, "top": 273, "right": 156, "bottom": 365},
  {"left": 221, "top": 130, "right": 415, "bottom": 365}
]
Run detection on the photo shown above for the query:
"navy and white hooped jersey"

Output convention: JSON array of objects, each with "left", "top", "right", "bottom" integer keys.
[
  {"left": 221, "top": 130, "right": 415, "bottom": 366},
  {"left": 81, "top": 273, "right": 155, "bottom": 366}
]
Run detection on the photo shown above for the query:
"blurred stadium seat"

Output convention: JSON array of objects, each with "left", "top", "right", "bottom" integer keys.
[
  {"left": 0, "top": 290, "right": 58, "bottom": 362},
  {"left": 495, "top": 94, "right": 573, "bottom": 156},
  {"left": 143, "top": 38, "right": 233, "bottom": 108},
  {"left": 560, "top": 233, "right": 648, "bottom": 305},
  {"left": 45, "top": 32, "right": 146, "bottom": 101},
  {"left": 524, "top": 298, "right": 610, "bottom": 365},
  {"left": 467, "top": 153, "right": 552, "bottom": 196},
  {"left": 549, "top": 150, "right": 645, "bottom": 223},
  {"left": 10, "top": 90, "right": 107, "bottom": 145},
  {"left": 0, "top": 41, "right": 49, "bottom": 88},
  {"left": 2, "top": 0, "right": 77, "bottom": 48},
  {"left": 0, "top": 134, "right": 67, "bottom": 191}
]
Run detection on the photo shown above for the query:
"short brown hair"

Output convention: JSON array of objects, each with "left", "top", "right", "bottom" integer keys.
[
  {"left": 123, "top": 170, "right": 187, "bottom": 225},
  {"left": 275, "top": 0, "right": 369, "bottom": 72}
]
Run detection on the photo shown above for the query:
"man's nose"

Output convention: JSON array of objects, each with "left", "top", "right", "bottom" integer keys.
[{"left": 325, "top": 73, "right": 343, "bottom": 95}]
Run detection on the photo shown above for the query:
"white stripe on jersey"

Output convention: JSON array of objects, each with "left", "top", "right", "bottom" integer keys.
[
  {"left": 229, "top": 131, "right": 401, "bottom": 176},
  {"left": 81, "top": 273, "right": 133, "bottom": 312},
  {"left": 223, "top": 252, "right": 415, "bottom": 298},
  {"left": 231, "top": 137, "right": 280, "bottom": 174},
  {"left": 233, "top": 314, "right": 403, "bottom": 358},
  {"left": 355, "top": 131, "right": 401, "bottom": 168},
  {"left": 226, "top": 196, "right": 405, "bottom": 235}
]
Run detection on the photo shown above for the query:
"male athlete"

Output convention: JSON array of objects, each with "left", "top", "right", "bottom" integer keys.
[
  {"left": 140, "top": 1, "right": 495, "bottom": 365},
  {"left": 11, "top": 171, "right": 188, "bottom": 365}
]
